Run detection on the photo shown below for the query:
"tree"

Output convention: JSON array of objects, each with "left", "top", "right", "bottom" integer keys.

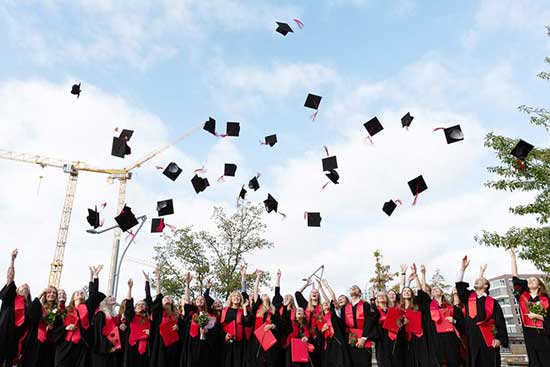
[
  {"left": 429, "top": 268, "right": 450, "bottom": 293},
  {"left": 154, "top": 203, "right": 273, "bottom": 299},
  {"left": 475, "top": 27, "right": 550, "bottom": 272},
  {"left": 369, "top": 250, "right": 398, "bottom": 292}
]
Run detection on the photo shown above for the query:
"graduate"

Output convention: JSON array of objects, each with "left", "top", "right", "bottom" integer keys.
[
  {"left": 122, "top": 276, "right": 152, "bottom": 367},
  {"left": 295, "top": 278, "right": 322, "bottom": 367},
  {"left": 52, "top": 265, "right": 106, "bottom": 367},
  {"left": 373, "top": 291, "right": 397, "bottom": 367},
  {"left": 280, "top": 306, "right": 311, "bottom": 367},
  {"left": 220, "top": 289, "right": 251, "bottom": 367},
  {"left": 456, "top": 255, "right": 508, "bottom": 367},
  {"left": 18, "top": 286, "right": 59, "bottom": 367},
  {"left": 116, "top": 299, "right": 127, "bottom": 367},
  {"left": 0, "top": 249, "right": 31, "bottom": 367},
  {"left": 510, "top": 249, "right": 550, "bottom": 366},
  {"left": 272, "top": 269, "right": 297, "bottom": 367},
  {"left": 149, "top": 268, "right": 182, "bottom": 367},
  {"left": 91, "top": 294, "right": 121, "bottom": 367},
  {"left": 318, "top": 279, "right": 352, "bottom": 367}
]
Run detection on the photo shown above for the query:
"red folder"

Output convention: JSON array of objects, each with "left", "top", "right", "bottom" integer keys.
[
  {"left": 159, "top": 321, "right": 179, "bottom": 346},
  {"left": 224, "top": 322, "right": 236, "bottom": 338},
  {"left": 107, "top": 327, "right": 121, "bottom": 350},
  {"left": 291, "top": 338, "right": 309, "bottom": 363},
  {"left": 382, "top": 307, "right": 403, "bottom": 334},
  {"left": 253, "top": 323, "right": 277, "bottom": 351},
  {"left": 404, "top": 310, "right": 422, "bottom": 335},
  {"left": 431, "top": 309, "right": 454, "bottom": 334}
]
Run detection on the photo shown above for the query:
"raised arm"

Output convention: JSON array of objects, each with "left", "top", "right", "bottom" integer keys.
[
  {"left": 298, "top": 277, "right": 313, "bottom": 293},
  {"left": 240, "top": 264, "right": 247, "bottom": 294},
  {"left": 399, "top": 264, "right": 407, "bottom": 293},
  {"left": 479, "top": 264, "right": 487, "bottom": 279},
  {"left": 456, "top": 256, "right": 471, "bottom": 305},
  {"left": 204, "top": 278, "right": 214, "bottom": 310},
  {"left": 143, "top": 271, "right": 152, "bottom": 306},
  {"left": 317, "top": 280, "right": 330, "bottom": 304},
  {"left": 7, "top": 249, "right": 17, "bottom": 285},
  {"left": 273, "top": 269, "right": 283, "bottom": 307},
  {"left": 184, "top": 272, "right": 192, "bottom": 305},
  {"left": 252, "top": 269, "right": 262, "bottom": 303},
  {"left": 127, "top": 278, "right": 133, "bottom": 300},
  {"left": 510, "top": 249, "right": 519, "bottom": 277},
  {"left": 155, "top": 266, "right": 162, "bottom": 296},
  {"left": 419, "top": 264, "right": 428, "bottom": 292},
  {"left": 321, "top": 279, "right": 337, "bottom": 305}
]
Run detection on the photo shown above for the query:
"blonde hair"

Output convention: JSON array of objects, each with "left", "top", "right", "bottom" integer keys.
[
  {"left": 259, "top": 294, "right": 276, "bottom": 314},
  {"left": 225, "top": 291, "right": 243, "bottom": 308}
]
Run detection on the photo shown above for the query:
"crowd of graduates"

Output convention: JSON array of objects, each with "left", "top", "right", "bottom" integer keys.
[{"left": 0, "top": 248, "right": 549, "bottom": 367}]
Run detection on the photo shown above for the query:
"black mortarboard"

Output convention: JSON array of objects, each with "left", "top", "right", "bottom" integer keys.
[
  {"left": 163, "top": 162, "right": 182, "bottom": 181},
  {"left": 248, "top": 176, "right": 260, "bottom": 191},
  {"left": 306, "top": 212, "right": 322, "bottom": 227},
  {"left": 510, "top": 139, "right": 534, "bottom": 161},
  {"left": 382, "top": 200, "right": 397, "bottom": 216},
  {"left": 115, "top": 205, "right": 139, "bottom": 232},
  {"left": 204, "top": 117, "right": 216, "bottom": 135},
  {"left": 239, "top": 186, "right": 247, "bottom": 200},
  {"left": 276, "top": 22, "right": 294, "bottom": 36},
  {"left": 119, "top": 129, "right": 133, "bottom": 141},
  {"left": 401, "top": 112, "right": 414, "bottom": 128},
  {"left": 111, "top": 137, "right": 129, "bottom": 158},
  {"left": 71, "top": 83, "right": 81, "bottom": 98},
  {"left": 326, "top": 170, "right": 339, "bottom": 184},
  {"left": 322, "top": 156, "right": 338, "bottom": 172},
  {"left": 364, "top": 117, "right": 384, "bottom": 136},
  {"left": 156, "top": 199, "right": 174, "bottom": 216},
  {"left": 226, "top": 122, "right": 240, "bottom": 137},
  {"left": 224, "top": 163, "right": 237, "bottom": 177},
  {"left": 443, "top": 125, "right": 464, "bottom": 144},
  {"left": 304, "top": 94, "right": 322, "bottom": 110},
  {"left": 408, "top": 175, "right": 428, "bottom": 196},
  {"left": 191, "top": 174, "right": 210, "bottom": 194},
  {"left": 265, "top": 134, "right": 277, "bottom": 147},
  {"left": 151, "top": 218, "right": 165, "bottom": 233},
  {"left": 264, "top": 194, "right": 278, "bottom": 213},
  {"left": 87, "top": 207, "right": 100, "bottom": 229}
]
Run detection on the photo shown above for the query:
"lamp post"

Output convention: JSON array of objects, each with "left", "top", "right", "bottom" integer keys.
[{"left": 86, "top": 215, "right": 147, "bottom": 299}]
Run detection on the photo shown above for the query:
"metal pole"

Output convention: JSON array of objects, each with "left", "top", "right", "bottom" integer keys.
[{"left": 107, "top": 177, "right": 127, "bottom": 296}]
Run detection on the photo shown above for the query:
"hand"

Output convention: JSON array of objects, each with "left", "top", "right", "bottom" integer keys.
[
  {"left": 240, "top": 264, "right": 247, "bottom": 278},
  {"left": 143, "top": 329, "right": 150, "bottom": 335},
  {"left": 119, "top": 323, "right": 127, "bottom": 332},
  {"left": 172, "top": 324, "right": 178, "bottom": 331},
  {"left": 408, "top": 273, "right": 417, "bottom": 282},
  {"left": 411, "top": 263, "right": 417, "bottom": 275},
  {"left": 207, "top": 278, "right": 212, "bottom": 288},
  {"left": 225, "top": 333, "right": 233, "bottom": 342},
  {"left": 461, "top": 256, "right": 470, "bottom": 270},
  {"left": 301, "top": 337, "right": 308, "bottom": 343},
  {"left": 527, "top": 312, "right": 541, "bottom": 320},
  {"left": 185, "top": 272, "right": 192, "bottom": 284},
  {"left": 480, "top": 264, "right": 487, "bottom": 276},
  {"left": 277, "top": 269, "right": 281, "bottom": 279},
  {"left": 420, "top": 264, "right": 426, "bottom": 275},
  {"left": 46, "top": 324, "right": 53, "bottom": 331},
  {"left": 317, "top": 280, "right": 322, "bottom": 289},
  {"left": 243, "top": 299, "right": 250, "bottom": 308},
  {"left": 128, "top": 279, "right": 134, "bottom": 288},
  {"left": 142, "top": 271, "right": 150, "bottom": 282},
  {"left": 445, "top": 317, "right": 454, "bottom": 323},
  {"left": 321, "top": 323, "right": 329, "bottom": 332},
  {"left": 492, "top": 339, "right": 501, "bottom": 348},
  {"left": 321, "top": 278, "right": 329, "bottom": 288},
  {"left": 66, "top": 324, "right": 77, "bottom": 331},
  {"left": 356, "top": 338, "right": 366, "bottom": 349},
  {"left": 89, "top": 266, "right": 94, "bottom": 278},
  {"left": 400, "top": 264, "right": 408, "bottom": 273},
  {"left": 255, "top": 269, "right": 263, "bottom": 277},
  {"left": 306, "top": 277, "right": 313, "bottom": 287},
  {"left": 11, "top": 249, "right": 18, "bottom": 261},
  {"left": 264, "top": 324, "right": 274, "bottom": 332}
]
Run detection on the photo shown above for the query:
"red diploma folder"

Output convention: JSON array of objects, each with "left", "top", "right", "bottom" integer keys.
[
  {"left": 159, "top": 321, "right": 179, "bottom": 346},
  {"left": 224, "top": 322, "right": 236, "bottom": 338},
  {"left": 253, "top": 323, "right": 277, "bottom": 351},
  {"left": 291, "top": 338, "right": 309, "bottom": 363},
  {"left": 431, "top": 309, "right": 454, "bottom": 334},
  {"left": 107, "top": 328, "right": 121, "bottom": 350},
  {"left": 382, "top": 307, "right": 403, "bottom": 334},
  {"left": 404, "top": 310, "right": 422, "bottom": 335}
]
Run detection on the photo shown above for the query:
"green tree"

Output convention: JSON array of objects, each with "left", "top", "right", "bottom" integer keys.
[
  {"left": 369, "top": 250, "right": 398, "bottom": 292},
  {"left": 429, "top": 268, "right": 450, "bottom": 292},
  {"left": 154, "top": 203, "right": 273, "bottom": 299},
  {"left": 475, "top": 28, "right": 550, "bottom": 272}
]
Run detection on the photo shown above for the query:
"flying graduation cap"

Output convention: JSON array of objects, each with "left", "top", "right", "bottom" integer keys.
[
  {"left": 304, "top": 93, "right": 322, "bottom": 120},
  {"left": 264, "top": 194, "right": 278, "bottom": 213},
  {"left": 203, "top": 117, "right": 227, "bottom": 138},
  {"left": 408, "top": 175, "right": 428, "bottom": 206},
  {"left": 276, "top": 22, "right": 294, "bottom": 36},
  {"left": 510, "top": 139, "right": 534, "bottom": 170},
  {"left": 87, "top": 207, "right": 101, "bottom": 229},
  {"left": 325, "top": 170, "right": 339, "bottom": 185},
  {"left": 248, "top": 175, "right": 260, "bottom": 191},
  {"left": 322, "top": 156, "right": 338, "bottom": 172},
  {"left": 305, "top": 212, "right": 322, "bottom": 227},
  {"left": 261, "top": 134, "right": 277, "bottom": 147},
  {"left": 156, "top": 199, "right": 174, "bottom": 217},
  {"left": 191, "top": 174, "right": 210, "bottom": 194},
  {"left": 433, "top": 125, "right": 464, "bottom": 144},
  {"left": 219, "top": 163, "right": 237, "bottom": 182},
  {"left": 382, "top": 199, "right": 402, "bottom": 216},
  {"left": 151, "top": 218, "right": 165, "bottom": 233},
  {"left": 401, "top": 112, "right": 414, "bottom": 128},
  {"left": 162, "top": 162, "right": 183, "bottom": 181},
  {"left": 71, "top": 83, "right": 81, "bottom": 98},
  {"left": 226, "top": 122, "right": 240, "bottom": 137},
  {"left": 115, "top": 205, "right": 139, "bottom": 232},
  {"left": 111, "top": 129, "right": 133, "bottom": 158},
  {"left": 363, "top": 117, "right": 384, "bottom": 143}
]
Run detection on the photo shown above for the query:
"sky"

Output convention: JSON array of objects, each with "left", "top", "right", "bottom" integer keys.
[{"left": 0, "top": 0, "right": 549, "bottom": 300}]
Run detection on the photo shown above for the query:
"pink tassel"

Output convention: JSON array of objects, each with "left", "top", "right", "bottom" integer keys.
[
  {"left": 364, "top": 135, "right": 373, "bottom": 145},
  {"left": 218, "top": 175, "right": 225, "bottom": 183},
  {"left": 155, "top": 166, "right": 164, "bottom": 170},
  {"left": 321, "top": 182, "right": 329, "bottom": 190},
  {"left": 395, "top": 199, "right": 403, "bottom": 205},
  {"left": 279, "top": 212, "right": 287, "bottom": 220},
  {"left": 294, "top": 18, "right": 304, "bottom": 29},
  {"left": 310, "top": 111, "right": 318, "bottom": 121},
  {"left": 194, "top": 166, "right": 206, "bottom": 173}
]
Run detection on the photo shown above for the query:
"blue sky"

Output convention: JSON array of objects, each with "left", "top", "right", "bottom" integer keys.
[{"left": 0, "top": 0, "right": 549, "bottom": 298}]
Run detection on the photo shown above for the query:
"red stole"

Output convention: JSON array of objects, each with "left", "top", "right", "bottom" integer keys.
[
  {"left": 159, "top": 312, "right": 179, "bottom": 347},
  {"left": 255, "top": 307, "right": 272, "bottom": 330},
  {"left": 221, "top": 307, "right": 244, "bottom": 342},
  {"left": 189, "top": 312, "right": 200, "bottom": 338},
  {"left": 14, "top": 295, "right": 26, "bottom": 327},
  {"left": 305, "top": 303, "right": 321, "bottom": 329},
  {"left": 344, "top": 301, "right": 364, "bottom": 330},
  {"left": 129, "top": 314, "right": 150, "bottom": 355},
  {"left": 377, "top": 306, "right": 388, "bottom": 326},
  {"left": 37, "top": 306, "right": 48, "bottom": 343},
  {"left": 102, "top": 313, "right": 121, "bottom": 350},
  {"left": 64, "top": 309, "right": 81, "bottom": 344},
  {"left": 280, "top": 309, "right": 297, "bottom": 348},
  {"left": 322, "top": 312, "right": 335, "bottom": 350},
  {"left": 468, "top": 293, "right": 496, "bottom": 347},
  {"left": 77, "top": 304, "right": 90, "bottom": 330},
  {"left": 519, "top": 292, "right": 549, "bottom": 329}
]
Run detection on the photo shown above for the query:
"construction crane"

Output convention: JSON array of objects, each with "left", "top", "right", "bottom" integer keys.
[{"left": 0, "top": 123, "right": 203, "bottom": 293}]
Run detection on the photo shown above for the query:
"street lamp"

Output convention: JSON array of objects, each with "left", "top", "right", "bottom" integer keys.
[{"left": 87, "top": 215, "right": 147, "bottom": 299}]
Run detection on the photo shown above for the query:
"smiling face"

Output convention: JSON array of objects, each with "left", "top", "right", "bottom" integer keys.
[
  {"left": 432, "top": 287, "right": 443, "bottom": 298},
  {"left": 72, "top": 290, "right": 85, "bottom": 304},
  {"left": 474, "top": 278, "right": 489, "bottom": 292},
  {"left": 45, "top": 287, "right": 58, "bottom": 303},
  {"left": 387, "top": 290, "right": 397, "bottom": 303},
  {"left": 135, "top": 300, "right": 146, "bottom": 314},
  {"left": 162, "top": 296, "right": 173, "bottom": 309},
  {"left": 337, "top": 295, "right": 348, "bottom": 307},
  {"left": 322, "top": 301, "right": 330, "bottom": 312},
  {"left": 349, "top": 285, "right": 361, "bottom": 298},
  {"left": 105, "top": 295, "right": 116, "bottom": 306},
  {"left": 402, "top": 287, "right": 413, "bottom": 300},
  {"left": 527, "top": 277, "right": 541, "bottom": 292},
  {"left": 376, "top": 292, "right": 388, "bottom": 305},
  {"left": 213, "top": 300, "right": 223, "bottom": 311},
  {"left": 283, "top": 294, "right": 293, "bottom": 306},
  {"left": 296, "top": 307, "right": 305, "bottom": 320},
  {"left": 230, "top": 292, "right": 242, "bottom": 307},
  {"left": 17, "top": 283, "right": 30, "bottom": 298},
  {"left": 58, "top": 289, "right": 67, "bottom": 302},
  {"left": 310, "top": 289, "right": 320, "bottom": 302},
  {"left": 195, "top": 295, "right": 206, "bottom": 308}
]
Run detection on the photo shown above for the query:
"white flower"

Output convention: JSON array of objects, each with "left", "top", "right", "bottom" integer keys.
[{"left": 52, "top": 309, "right": 58, "bottom": 314}]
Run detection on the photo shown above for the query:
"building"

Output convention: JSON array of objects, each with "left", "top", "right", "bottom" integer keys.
[{"left": 488, "top": 273, "right": 546, "bottom": 365}]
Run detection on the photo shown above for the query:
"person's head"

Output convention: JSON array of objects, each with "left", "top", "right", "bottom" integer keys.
[
  {"left": 423, "top": 285, "right": 432, "bottom": 295},
  {"left": 296, "top": 307, "right": 305, "bottom": 321},
  {"left": 41, "top": 286, "right": 58, "bottom": 306},
  {"left": 100, "top": 296, "right": 117, "bottom": 316},
  {"left": 322, "top": 301, "right": 330, "bottom": 313},
  {"left": 17, "top": 283, "right": 30, "bottom": 298},
  {"left": 527, "top": 277, "right": 548, "bottom": 295},
  {"left": 68, "top": 289, "right": 86, "bottom": 309},
  {"left": 58, "top": 289, "right": 67, "bottom": 303},
  {"left": 261, "top": 294, "right": 275, "bottom": 314},
  {"left": 310, "top": 288, "right": 320, "bottom": 303},
  {"left": 283, "top": 294, "right": 296, "bottom": 309},
  {"left": 337, "top": 295, "right": 349, "bottom": 308},
  {"left": 432, "top": 287, "right": 443, "bottom": 299},
  {"left": 350, "top": 285, "right": 362, "bottom": 298},
  {"left": 135, "top": 300, "right": 147, "bottom": 315},
  {"left": 162, "top": 295, "right": 176, "bottom": 313},
  {"left": 118, "top": 299, "right": 127, "bottom": 317},
  {"left": 399, "top": 287, "right": 418, "bottom": 310},
  {"left": 376, "top": 291, "right": 389, "bottom": 308},
  {"left": 195, "top": 295, "right": 206, "bottom": 309},
  {"left": 213, "top": 300, "right": 223, "bottom": 312},
  {"left": 474, "top": 277, "right": 490, "bottom": 293},
  {"left": 387, "top": 290, "right": 397, "bottom": 304},
  {"left": 226, "top": 291, "right": 243, "bottom": 308}
]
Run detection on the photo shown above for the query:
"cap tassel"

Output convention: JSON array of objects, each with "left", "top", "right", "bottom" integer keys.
[
  {"left": 395, "top": 199, "right": 403, "bottom": 205},
  {"left": 155, "top": 165, "right": 164, "bottom": 170},
  {"left": 515, "top": 158, "right": 525, "bottom": 171},
  {"left": 278, "top": 212, "right": 287, "bottom": 220},
  {"left": 125, "top": 230, "right": 136, "bottom": 242},
  {"left": 321, "top": 181, "right": 330, "bottom": 190},
  {"left": 259, "top": 139, "right": 267, "bottom": 145},
  {"left": 364, "top": 135, "right": 374, "bottom": 145},
  {"left": 194, "top": 166, "right": 207, "bottom": 173},
  {"left": 432, "top": 127, "right": 445, "bottom": 132},
  {"left": 166, "top": 223, "right": 177, "bottom": 232},
  {"left": 294, "top": 18, "right": 304, "bottom": 29},
  {"left": 310, "top": 111, "right": 318, "bottom": 121},
  {"left": 114, "top": 127, "right": 119, "bottom": 133},
  {"left": 324, "top": 145, "right": 330, "bottom": 156},
  {"left": 412, "top": 185, "right": 419, "bottom": 206},
  {"left": 36, "top": 175, "right": 44, "bottom": 196},
  {"left": 217, "top": 175, "right": 225, "bottom": 183},
  {"left": 256, "top": 172, "right": 261, "bottom": 179},
  {"left": 215, "top": 132, "right": 228, "bottom": 138}
]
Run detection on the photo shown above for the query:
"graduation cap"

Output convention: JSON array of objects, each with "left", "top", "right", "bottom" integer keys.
[
  {"left": 87, "top": 207, "right": 100, "bottom": 229},
  {"left": 119, "top": 129, "right": 133, "bottom": 142},
  {"left": 111, "top": 137, "right": 130, "bottom": 158},
  {"left": 191, "top": 174, "right": 210, "bottom": 194},
  {"left": 434, "top": 125, "right": 464, "bottom": 144},
  {"left": 224, "top": 163, "right": 237, "bottom": 177},
  {"left": 204, "top": 117, "right": 216, "bottom": 135},
  {"left": 156, "top": 199, "right": 174, "bottom": 216},
  {"left": 71, "top": 83, "right": 81, "bottom": 98},
  {"left": 408, "top": 175, "right": 428, "bottom": 205},
  {"left": 115, "top": 205, "right": 139, "bottom": 232},
  {"left": 248, "top": 176, "right": 260, "bottom": 191},
  {"left": 322, "top": 156, "right": 338, "bottom": 172},
  {"left": 226, "top": 122, "right": 240, "bottom": 137},
  {"left": 262, "top": 134, "right": 277, "bottom": 147},
  {"left": 325, "top": 170, "right": 339, "bottom": 184},
  {"left": 364, "top": 117, "right": 384, "bottom": 138},
  {"left": 304, "top": 94, "right": 322, "bottom": 110},
  {"left": 305, "top": 212, "right": 322, "bottom": 227},
  {"left": 264, "top": 194, "right": 278, "bottom": 213},
  {"left": 511, "top": 139, "right": 534, "bottom": 161},
  {"left": 151, "top": 218, "right": 165, "bottom": 233},
  {"left": 276, "top": 22, "right": 294, "bottom": 36},
  {"left": 401, "top": 112, "right": 414, "bottom": 128},
  {"left": 382, "top": 200, "right": 398, "bottom": 216},
  {"left": 162, "top": 162, "right": 182, "bottom": 181},
  {"left": 239, "top": 186, "right": 247, "bottom": 200}
]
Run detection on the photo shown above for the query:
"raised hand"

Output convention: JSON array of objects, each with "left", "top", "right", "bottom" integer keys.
[
  {"left": 256, "top": 269, "right": 263, "bottom": 277},
  {"left": 142, "top": 271, "right": 150, "bottom": 282},
  {"left": 400, "top": 264, "right": 408, "bottom": 273},
  {"left": 128, "top": 279, "right": 134, "bottom": 288},
  {"left": 207, "top": 278, "right": 212, "bottom": 288},
  {"left": 461, "top": 256, "right": 470, "bottom": 270},
  {"left": 420, "top": 265, "right": 426, "bottom": 274},
  {"left": 11, "top": 249, "right": 18, "bottom": 261},
  {"left": 410, "top": 263, "right": 417, "bottom": 275},
  {"left": 480, "top": 264, "right": 487, "bottom": 277},
  {"left": 185, "top": 272, "right": 192, "bottom": 284},
  {"left": 321, "top": 278, "right": 329, "bottom": 288},
  {"left": 277, "top": 269, "right": 282, "bottom": 279},
  {"left": 240, "top": 264, "right": 247, "bottom": 277}
]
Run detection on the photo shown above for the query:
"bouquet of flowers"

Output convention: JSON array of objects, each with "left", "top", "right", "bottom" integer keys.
[
  {"left": 197, "top": 313, "right": 211, "bottom": 328},
  {"left": 348, "top": 331, "right": 358, "bottom": 347},
  {"left": 44, "top": 308, "right": 62, "bottom": 327},
  {"left": 529, "top": 302, "right": 548, "bottom": 318}
]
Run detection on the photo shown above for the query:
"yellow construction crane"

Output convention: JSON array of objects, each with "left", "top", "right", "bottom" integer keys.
[{"left": 0, "top": 123, "right": 202, "bottom": 293}]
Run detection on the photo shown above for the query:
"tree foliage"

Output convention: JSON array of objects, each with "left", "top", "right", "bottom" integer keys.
[
  {"left": 475, "top": 28, "right": 550, "bottom": 272},
  {"left": 429, "top": 268, "right": 450, "bottom": 292},
  {"left": 369, "top": 250, "right": 398, "bottom": 292},
  {"left": 154, "top": 203, "right": 273, "bottom": 299}
]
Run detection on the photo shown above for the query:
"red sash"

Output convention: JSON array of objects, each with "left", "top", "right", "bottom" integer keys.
[
  {"left": 519, "top": 292, "right": 549, "bottom": 329},
  {"left": 322, "top": 312, "right": 335, "bottom": 350},
  {"left": 102, "top": 313, "right": 121, "bottom": 350},
  {"left": 468, "top": 293, "right": 496, "bottom": 347},
  {"left": 64, "top": 309, "right": 81, "bottom": 344},
  {"left": 305, "top": 304, "right": 321, "bottom": 329},
  {"left": 77, "top": 304, "right": 90, "bottom": 330},
  {"left": 129, "top": 315, "right": 150, "bottom": 355},
  {"left": 255, "top": 307, "right": 272, "bottom": 330},
  {"left": 430, "top": 300, "right": 457, "bottom": 335},
  {"left": 159, "top": 313, "right": 179, "bottom": 347},
  {"left": 345, "top": 301, "right": 372, "bottom": 348},
  {"left": 37, "top": 307, "right": 48, "bottom": 343},
  {"left": 14, "top": 295, "right": 26, "bottom": 327},
  {"left": 377, "top": 307, "right": 388, "bottom": 326},
  {"left": 280, "top": 309, "right": 297, "bottom": 348},
  {"left": 221, "top": 307, "right": 244, "bottom": 342},
  {"left": 189, "top": 312, "right": 200, "bottom": 338}
]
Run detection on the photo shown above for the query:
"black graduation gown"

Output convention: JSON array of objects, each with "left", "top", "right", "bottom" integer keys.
[
  {"left": 427, "top": 300, "right": 461, "bottom": 367},
  {"left": 456, "top": 281, "right": 508, "bottom": 367},
  {"left": 0, "top": 281, "right": 26, "bottom": 366},
  {"left": 278, "top": 308, "right": 310, "bottom": 367},
  {"left": 373, "top": 307, "right": 399, "bottom": 367},
  {"left": 53, "top": 279, "right": 106, "bottom": 367},
  {"left": 123, "top": 299, "right": 150, "bottom": 367},
  {"left": 322, "top": 303, "right": 352, "bottom": 367},
  {"left": 149, "top": 294, "right": 183, "bottom": 367},
  {"left": 221, "top": 307, "right": 252, "bottom": 367},
  {"left": 512, "top": 276, "right": 550, "bottom": 367},
  {"left": 342, "top": 300, "right": 377, "bottom": 367},
  {"left": 247, "top": 299, "right": 281, "bottom": 367},
  {"left": 91, "top": 311, "right": 118, "bottom": 367},
  {"left": 294, "top": 292, "right": 322, "bottom": 367},
  {"left": 18, "top": 298, "right": 56, "bottom": 367},
  {"left": 272, "top": 287, "right": 286, "bottom": 367},
  {"left": 181, "top": 304, "right": 221, "bottom": 367}
]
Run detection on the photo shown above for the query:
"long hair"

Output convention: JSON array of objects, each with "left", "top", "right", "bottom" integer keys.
[
  {"left": 284, "top": 294, "right": 297, "bottom": 310},
  {"left": 225, "top": 291, "right": 243, "bottom": 308},
  {"left": 259, "top": 294, "right": 276, "bottom": 315},
  {"left": 40, "top": 286, "right": 58, "bottom": 312},
  {"left": 375, "top": 292, "right": 389, "bottom": 309},
  {"left": 67, "top": 290, "right": 86, "bottom": 312},
  {"left": 536, "top": 278, "right": 549, "bottom": 297},
  {"left": 399, "top": 287, "right": 419, "bottom": 311},
  {"left": 308, "top": 289, "right": 320, "bottom": 312},
  {"left": 118, "top": 299, "right": 127, "bottom": 319},
  {"left": 99, "top": 298, "right": 117, "bottom": 318}
]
